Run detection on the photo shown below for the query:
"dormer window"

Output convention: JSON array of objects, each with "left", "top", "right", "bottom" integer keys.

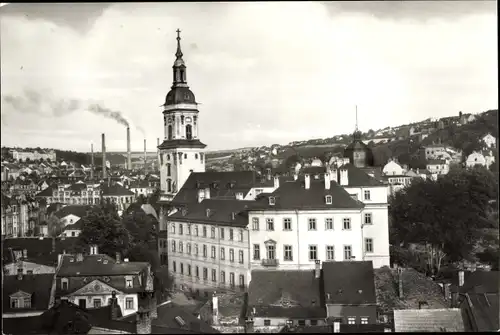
[
  {"left": 325, "top": 195, "right": 333, "bottom": 204},
  {"left": 269, "top": 197, "right": 276, "bottom": 206},
  {"left": 10, "top": 291, "right": 32, "bottom": 308},
  {"left": 61, "top": 278, "right": 69, "bottom": 290},
  {"left": 125, "top": 276, "right": 133, "bottom": 288}
]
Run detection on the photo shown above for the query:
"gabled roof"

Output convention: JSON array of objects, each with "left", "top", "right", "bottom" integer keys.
[
  {"left": 394, "top": 309, "right": 465, "bottom": 332},
  {"left": 101, "top": 183, "right": 135, "bottom": 196},
  {"left": 451, "top": 271, "right": 499, "bottom": 294},
  {"left": 248, "top": 270, "right": 325, "bottom": 319},
  {"left": 120, "top": 301, "right": 219, "bottom": 334},
  {"left": 463, "top": 293, "right": 499, "bottom": 331},
  {"left": 172, "top": 171, "right": 262, "bottom": 204},
  {"left": 322, "top": 261, "right": 377, "bottom": 305},
  {"left": 57, "top": 254, "right": 149, "bottom": 277},
  {"left": 251, "top": 178, "right": 363, "bottom": 211},
  {"left": 53, "top": 205, "right": 92, "bottom": 219},
  {"left": 3, "top": 273, "right": 54, "bottom": 313},
  {"left": 2, "top": 237, "right": 79, "bottom": 266},
  {"left": 169, "top": 199, "right": 258, "bottom": 227},
  {"left": 337, "top": 164, "right": 384, "bottom": 187}
]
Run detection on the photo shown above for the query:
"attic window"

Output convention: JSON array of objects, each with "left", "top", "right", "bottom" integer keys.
[
  {"left": 325, "top": 195, "right": 332, "bottom": 204},
  {"left": 269, "top": 197, "right": 276, "bottom": 206},
  {"left": 10, "top": 293, "right": 32, "bottom": 309},
  {"left": 350, "top": 194, "right": 358, "bottom": 201},
  {"left": 61, "top": 278, "right": 69, "bottom": 290},
  {"left": 125, "top": 276, "right": 133, "bottom": 288}
]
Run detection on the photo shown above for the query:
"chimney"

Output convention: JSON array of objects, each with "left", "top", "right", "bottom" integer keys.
[
  {"left": 136, "top": 307, "right": 152, "bottom": 334},
  {"left": 398, "top": 267, "right": 404, "bottom": 298},
  {"left": 91, "top": 143, "right": 95, "bottom": 180},
  {"left": 231, "top": 212, "right": 236, "bottom": 220},
  {"left": 330, "top": 169, "right": 338, "bottom": 183},
  {"left": 110, "top": 291, "right": 119, "bottom": 320},
  {"left": 149, "top": 293, "right": 158, "bottom": 319},
  {"left": 102, "top": 133, "right": 107, "bottom": 179},
  {"left": 23, "top": 249, "right": 28, "bottom": 259},
  {"left": 458, "top": 271, "right": 465, "bottom": 287},
  {"left": 315, "top": 260, "right": 321, "bottom": 279},
  {"left": 293, "top": 173, "right": 298, "bottom": 181},
  {"left": 116, "top": 252, "right": 121, "bottom": 264},
  {"left": 76, "top": 253, "right": 83, "bottom": 262},
  {"left": 144, "top": 139, "right": 147, "bottom": 172},
  {"left": 17, "top": 267, "right": 23, "bottom": 280},
  {"left": 206, "top": 208, "right": 211, "bottom": 218},
  {"left": 127, "top": 127, "right": 132, "bottom": 170},
  {"left": 52, "top": 237, "right": 56, "bottom": 253},
  {"left": 204, "top": 187, "right": 211, "bottom": 200},
  {"left": 304, "top": 174, "right": 310, "bottom": 189},
  {"left": 324, "top": 173, "right": 330, "bottom": 189},
  {"left": 333, "top": 321, "right": 340, "bottom": 333},
  {"left": 273, "top": 175, "right": 280, "bottom": 189},
  {"left": 339, "top": 169, "right": 348, "bottom": 186},
  {"left": 212, "top": 291, "right": 219, "bottom": 325}
]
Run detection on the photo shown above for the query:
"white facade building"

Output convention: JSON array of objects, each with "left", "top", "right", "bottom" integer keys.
[{"left": 482, "top": 134, "right": 497, "bottom": 149}]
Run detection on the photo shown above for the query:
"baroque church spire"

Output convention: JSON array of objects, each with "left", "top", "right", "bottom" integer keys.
[{"left": 172, "top": 29, "right": 187, "bottom": 88}]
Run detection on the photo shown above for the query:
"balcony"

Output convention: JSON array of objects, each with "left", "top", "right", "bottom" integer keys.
[{"left": 261, "top": 259, "right": 279, "bottom": 267}]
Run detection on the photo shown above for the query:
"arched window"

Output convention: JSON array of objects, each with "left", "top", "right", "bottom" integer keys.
[
  {"left": 186, "top": 124, "right": 193, "bottom": 140},
  {"left": 167, "top": 163, "right": 171, "bottom": 176},
  {"left": 167, "top": 179, "right": 172, "bottom": 192},
  {"left": 168, "top": 125, "right": 173, "bottom": 140},
  {"left": 180, "top": 69, "right": 185, "bottom": 82},
  {"left": 184, "top": 154, "right": 187, "bottom": 159},
  {"left": 167, "top": 154, "right": 170, "bottom": 160}
]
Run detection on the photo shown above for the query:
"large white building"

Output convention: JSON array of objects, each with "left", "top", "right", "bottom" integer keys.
[
  {"left": 157, "top": 31, "right": 391, "bottom": 297},
  {"left": 10, "top": 149, "right": 56, "bottom": 162}
]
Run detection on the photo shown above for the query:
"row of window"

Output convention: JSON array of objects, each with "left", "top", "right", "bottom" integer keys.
[
  {"left": 169, "top": 241, "right": 246, "bottom": 263},
  {"left": 251, "top": 215, "right": 373, "bottom": 231},
  {"left": 170, "top": 224, "right": 245, "bottom": 242},
  {"left": 163, "top": 152, "right": 204, "bottom": 162},
  {"left": 10, "top": 297, "right": 31, "bottom": 309},
  {"left": 61, "top": 277, "right": 134, "bottom": 290},
  {"left": 171, "top": 261, "right": 245, "bottom": 287},
  {"left": 262, "top": 316, "right": 369, "bottom": 327},
  {"left": 253, "top": 239, "right": 374, "bottom": 261},
  {"left": 85, "top": 297, "right": 134, "bottom": 310}
]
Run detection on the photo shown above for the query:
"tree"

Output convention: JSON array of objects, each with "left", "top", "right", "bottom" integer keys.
[
  {"left": 47, "top": 215, "right": 64, "bottom": 237},
  {"left": 389, "top": 166, "right": 497, "bottom": 274},
  {"left": 76, "top": 203, "right": 132, "bottom": 255},
  {"left": 147, "top": 188, "right": 162, "bottom": 214}
]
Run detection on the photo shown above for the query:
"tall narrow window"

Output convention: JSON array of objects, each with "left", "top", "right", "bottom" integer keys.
[
  {"left": 309, "top": 245, "right": 317, "bottom": 261},
  {"left": 267, "top": 245, "right": 275, "bottom": 260},
  {"left": 284, "top": 245, "right": 293, "bottom": 261},
  {"left": 186, "top": 125, "right": 193, "bottom": 140},
  {"left": 344, "top": 245, "right": 352, "bottom": 260},
  {"left": 365, "top": 238, "right": 374, "bottom": 253},
  {"left": 252, "top": 218, "right": 260, "bottom": 230},
  {"left": 167, "top": 164, "right": 171, "bottom": 176},
  {"left": 167, "top": 179, "right": 172, "bottom": 192},
  {"left": 253, "top": 244, "right": 260, "bottom": 260},
  {"left": 168, "top": 125, "right": 173, "bottom": 140},
  {"left": 326, "top": 246, "right": 335, "bottom": 260}
]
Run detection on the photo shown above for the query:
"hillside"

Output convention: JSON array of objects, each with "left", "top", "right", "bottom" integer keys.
[{"left": 206, "top": 109, "right": 498, "bottom": 170}]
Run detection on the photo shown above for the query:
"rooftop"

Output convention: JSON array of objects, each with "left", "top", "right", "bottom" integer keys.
[
  {"left": 322, "top": 261, "right": 377, "bottom": 305},
  {"left": 394, "top": 308, "right": 465, "bottom": 332},
  {"left": 3, "top": 273, "right": 54, "bottom": 314}
]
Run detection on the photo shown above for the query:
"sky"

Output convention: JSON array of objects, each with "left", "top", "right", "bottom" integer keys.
[{"left": 0, "top": 1, "right": 497, "bottom": 152}]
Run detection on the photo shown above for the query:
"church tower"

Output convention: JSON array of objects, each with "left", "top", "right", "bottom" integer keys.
[
  {"left": 343, "top": 106, "right": 374, "bottom": 168},
  {"left": 158, "top": 30, "right": 207, "bottom": 200}
]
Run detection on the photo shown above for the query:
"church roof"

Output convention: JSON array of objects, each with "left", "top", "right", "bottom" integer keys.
[{"left": 164, "top": 86, "right": 197, "bottom": 106}]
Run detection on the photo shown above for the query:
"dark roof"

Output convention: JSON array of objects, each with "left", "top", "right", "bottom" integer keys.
[
  {"left": 2, "top": 316, "right": 45, "bottom": 335},
  {"left": 464, "top": 293, "right": 499, "bottom": 331},
  {"left": 2, "top": 237, "right": 79, "bottom": 266},
  {"left": 164, "top": 86, "right": 197, "bottom": 105},
  {"left": 101, "top": 183, "right": 135, "bottom": 196},
  {"left": 337, "top": 164, "right": 384, "bottom": 187},
  {"left": 57, "top": 254, "right": 149, "bottom": 277},
  {"left": 53, "top": 205, "right": 92, "bottom": 219},
  {"left": 120, "top": 301, "right": 219, "bottom": 334},
  {"left": 322, "top": 261, "right": 377, "bottom": 305},
  {"left": 169, "top": 199, "right": 258, "bottom": 227},
  {"left": 62, "top": 220, "right": 83, "bottom": 231},
  {"left": 343, "top": 132, "right": 375, "bottom": 168},
  {"left": 280, "top": 324, "right": 387, "bottom": 333},
  {"left": 248, "top": 270, "right": 325, "bottom": 319},
  {"left": 172, "top": 171, "right": 261, "bottom": 204},
  {"left": 3, "top": 273, "right": 54, "bottom": 313},
  {"left": 252, "top": 177, "right": 364, "bottom": 211},
  {"left": 36, "top": 184, "right": 57, "bottom": 197},
  {"left": 158, "top": 139, "right": 207, "bottom": 150},
  {"left": 427, "top": 159, "right": 447, "bottom": 165},
  {"left": 451, "top": 271, "right": 499, "bottom": 294},
  {"left": 302, "top": 166, "right": 326, "bottom": 175}
]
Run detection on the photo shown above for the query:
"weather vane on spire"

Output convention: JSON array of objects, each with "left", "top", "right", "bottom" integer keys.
[
  {"left": 355, "top": 105, "right": 359, "bottom": 132},
  {"left": 175, "top": 29, "right": 183, "bottom": 59}
]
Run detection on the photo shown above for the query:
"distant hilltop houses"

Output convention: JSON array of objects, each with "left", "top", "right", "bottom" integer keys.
[{"left": 9, "top": 149, "right": 56, "bottom": 162}]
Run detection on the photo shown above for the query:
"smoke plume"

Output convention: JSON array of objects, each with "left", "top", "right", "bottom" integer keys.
[{"left": 2, "top": 88, "right": 130, "bottom": 127}]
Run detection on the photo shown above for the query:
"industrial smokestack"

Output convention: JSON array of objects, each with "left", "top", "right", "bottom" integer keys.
[
  {"left": 102, "top": 133, "right": 107, "bottom": 179},
  {"left": 127, "top": 127, "right": 132, "bottom": 170},
  {"left": 144, "top": 139, "right": 147, "bottom": 172},
  {"left": 91, "top": 143, "right": 94, "bottom": 180}
]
